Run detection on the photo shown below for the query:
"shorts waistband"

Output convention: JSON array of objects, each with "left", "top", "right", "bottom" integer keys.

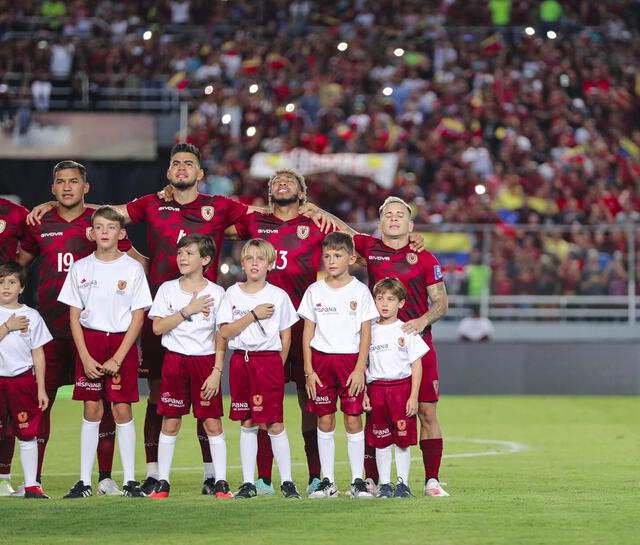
[
  {"left": 311, "top": 348, "right": 358, "bottom": 357},
  {"left": 233, "top": 350, "right": 280, "bottom": 363},
  {"left": 0, "top": 368, "right": 34, "bottom": 379},
  {"left": 81, "top": 326, "right": 126, "bottom": 336},
  {"left": 368, "top": 377, "right": 412, "bottom": 387}
]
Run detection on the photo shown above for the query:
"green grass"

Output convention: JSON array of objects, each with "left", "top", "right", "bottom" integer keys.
[{"left": 2, "top": 396, "right": 637, "bottom": 545}]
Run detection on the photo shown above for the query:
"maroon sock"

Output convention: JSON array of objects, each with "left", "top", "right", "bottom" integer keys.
[
  {"left": 364, "top": 443, "right": 378, "bottom": 482},
  {"left": 256, "top": 428, "right": 273, "bottom": 480},
  {"left": 37, "top": 389, "right": 57, "bottom": 478},
  {"left": 302, "top": 429, "right": 321, "bottom": 479},
  {"left": 144, "top": 402, "right": 163, "bottom": 464},
  {"left": 97, "top": 401, "right": 116, "bottom": 474},
  {"left": 197, "top": 419, "right": 212, "bottom": 464},
  {"left": 420, "top": 438, "right": 443, "bottom": 480},
  {"left": 0, "top": 435, "right": 15, "bottom": 475}
]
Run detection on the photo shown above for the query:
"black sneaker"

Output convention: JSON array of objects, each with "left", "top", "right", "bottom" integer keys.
[
  {"left": 377, "top": 483, "right": 395, "bottom": 498},
  {"left": 213, "top": 479, "right": 233, "bottom": 498},
  {"left": 140, "top": 476, "right": 159, "bottom": 496},
  {"left": 234, "top": 482, "right": 257, "bottom": 499},
  {"left": 394, "top": 478, "right": 413, "bottom": 498},
  {"left": 123, "top": 480, "right": 145, "bottom": 497},
  {"left": 148, "top": 479, "right": 170, "bottom": 499},
  {"left": 202, "top": 477, "right": 216, "bottom": 495},
  {"left": 281, "top": 481, "right": 301, "bottom": 499},
  {"left": 63, "top": 480, "right": 92, "bottom": 499}
]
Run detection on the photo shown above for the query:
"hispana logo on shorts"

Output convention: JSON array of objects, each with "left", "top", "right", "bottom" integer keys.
[
  {"left": 111, "top": 373, "right": 122, "bottom": 390},
  {"left": 201, "top": 206, "right": 215, "bottom": 221},
  {"left": 17, "top": 411, "right": 29, "bottom": 429},
  {"left": 406, "top": 253, "right": 418, "bottom": 265},
  {"left": 200, "top": 390, "right": 211, "bottom": 407},
  {"left": 297, "top": 225, "right": 310, "bottom": 239}
]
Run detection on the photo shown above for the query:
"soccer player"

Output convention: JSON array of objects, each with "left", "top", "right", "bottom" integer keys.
[
  {"left": 364, "top": 277, "right": 427, "bottom": 498},
  {"left": 299, "top": 232, "right": 379, "bottom": 499},
  {"left": 354, "top": 196, "right": 450, "bottom": 497},
  {"left": 217, "top": 239, "right": 301, "bottom": 499},
  {"left": 147, "top": 234, "right": 231, "bottom": 499},
  {"left": 0, "top": 262, "right": 52, "bottom": 498},
  {"left": 0, "top": 196, "right": 28, "bottom": 495},
  {"left": 58, "top": 206, "right": 151, "bottom": 498},
  {"left": 17, "top": 161, "right": 141, "bottom": 495}
]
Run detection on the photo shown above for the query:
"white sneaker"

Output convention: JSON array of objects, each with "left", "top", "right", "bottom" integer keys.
[
  {"left": 10, "top": 483, "right": 25, "bottom": 497},
  {"left": 308, "top": 477, "right": 339, "bottom": 499},
  {"left": 350, "top": 478, "right": 374, "bottom": 499},
  {"left": 364, "top": 477, "right": 379, "bottom": 496},
  {"left": 0, "top": 479, "right": 15, "bottom": 496},
  {"left": 97, "top": 478, "right": 123, "bottom": 496},
  {"left": 424, "top": 478, "right": 449, "bottom": 497}
]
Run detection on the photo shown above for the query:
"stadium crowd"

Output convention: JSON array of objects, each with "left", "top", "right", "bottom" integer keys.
[{"left": 1, "top": 0, "right": 639, "bottom": 296}]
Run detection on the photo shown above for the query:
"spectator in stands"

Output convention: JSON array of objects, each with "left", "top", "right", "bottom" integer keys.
[{"left": 458, "top": 305, "right": 494, "bottom": 342}]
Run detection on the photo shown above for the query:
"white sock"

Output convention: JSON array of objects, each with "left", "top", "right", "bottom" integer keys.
[
  {"left": 80, "top": 418, "right": 100, "bottom": 486},
  {"left": 395, "top": 446, "right": 411, "bottom": 484},
  {"left": 375, "top": 445, "right": 393, "bottom": 485},
  {"left": 18, "top": 439, "right": 38, "bottom": 487},
  {"left": 346, "top": 430, "right": 365, "bottom": 483},
  {"left": 208, "top": 433, "right": 227, "bottom": 482},
  {"left": 317, "top": 428, "right": 335, "bottom": 483},
  {"left": 116, "top": 419, "right": 136, "bottom": 484},
  {"left": 239, "top": 426, "right": 258, "bottom": 484},
  {"left": 203, "top": 462, "right": 215, "bottom": 480},
  {"left": 146, "top": 462, "right": 159, "bottom": 480},
  {"left": 158, "top": 432, "right": 177, "bottom": 483},
  {"left": 269, "top": 429, "right": 292, "bottom": 484}
]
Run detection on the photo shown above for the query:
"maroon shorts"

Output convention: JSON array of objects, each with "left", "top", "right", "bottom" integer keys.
[
  {"left": 73, "top": 328, "right": 139, "bottom": 403},
  {"left": 0, "top": 370, "right": 42, "bottom": 440},
  {"left": 228, "top": 351, "right": 284, "bottom": 424},
  {"left": 418, "top": 339, "right": 439, "bottom": 402},
  {"left": 139, "top": 316, "right": 165, "bottom": 380},
  {"left": 44, "top": 338, "right": 75, "bottom": 391},
  {"left": 365, "top": 378, "right": 417, "bottom": 449},
  {"left": 284, "top": 320, "right": 305, "bottom": 389},
  {"left": 306, "top": 350, "right": 364, "bottom": 417},
  {"left": 158, "top": 351, "right": 223, "bottom": 419}
]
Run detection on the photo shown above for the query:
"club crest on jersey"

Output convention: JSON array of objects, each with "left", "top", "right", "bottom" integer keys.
[
  {"left": 297, "top": 225, "right": 310, "bottom": 239},
  {"left": 86, "top": 227, "right": 95, "bottom": 241},
  {"left": 118, "top": 280, "right": 127, "bottom": 291},
  {"left": 253, "top": 394, "right": 263, "bottom": 407},
  {"left": 350, "top": 301, "right": 357, "bottom": 311},
  {"left": 406, "top": 253, "right": 418, "bottom": 265},
  {"left": 398, "top": 337, "right": 405, "bottom": 347},
  {"left": 0, "top": 220, "right": 6, "bottom": 234},
  {"left": 201, "top": 206, "right": 215, "bottom": 221},
  {"left": 202, "top": 307, "right": 211, "bottom": 317},
  {"left": 396, "top": 419, "right": 406, "bottom": 431}
]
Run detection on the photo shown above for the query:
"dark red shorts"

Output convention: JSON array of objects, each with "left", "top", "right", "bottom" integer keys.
[
  {"left": 365, "top": 378, "right": 417, "bottom": 449},
  {"left": 284, "top": 320, "right": 305, "bottom": 389},
  {"left": 72, "top": 328, "right": 139, "bottom": 403},
  {"left": 228, "top": 351, "right": 284, "bottom": 424},
  {"left": 418, "top": 339, "right": 440, "bottom": 403},
  {"left": 158, "top": 351, "right": 223, "bottom": 419},
  {"left": 43, "top": 338, "right": 75, "bottom": 391},
  {"left": 306, "top": 350, "right": 364, "bottom": 417},
  {"left": 139, "top": 316, "right": 165, "bottom": 380},
  {"left": 0, "top": 370, "right": 42, "bottom": 440}
]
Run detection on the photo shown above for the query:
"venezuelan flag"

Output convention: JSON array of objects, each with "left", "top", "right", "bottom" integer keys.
[
  {"left": 619, "top": 138, "right": 639, "bottom": 159},
  {"left": 418, "top": 232, "right": 472, "bottom": 266}
]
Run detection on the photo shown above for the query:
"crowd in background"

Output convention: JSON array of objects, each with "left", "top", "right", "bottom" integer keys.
[{"left": 1, "top": 0, "right": 639, "bottom": 297}]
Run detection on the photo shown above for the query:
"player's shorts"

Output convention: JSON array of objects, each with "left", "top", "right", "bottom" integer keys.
[
  {"left": 418, "top": 338, "right": 440, "bottom": 403},
  {"left": 72, "top": 328, "right": 139, "bottom": 403},
  {"left": 139, "top": 316, "right": 165, "bottom": 380},
  {"left": 228, "top": 350, "right": 284, "bottom": 424},
  {"left": 0, "top": 370, "right": 42, "bottom": 441},
  {"left": 44, "top": 338, "right": 75, "bottom": 391},
  {"left": 365, "top": 377, "right": 417, "bottom": 449},
  {"left": 306, "top": 349, "right": 364, "bottom": 417},
  {"left": 157, "top": 351, "right": 223, "bottom": 419},
  {"left": 284, "top": 320, "right": 305, "bottom": 389}
]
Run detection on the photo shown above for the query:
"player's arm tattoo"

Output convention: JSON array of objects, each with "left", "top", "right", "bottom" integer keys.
[{"left": 424, "top": 281, "right": 449, "bottom": 326}]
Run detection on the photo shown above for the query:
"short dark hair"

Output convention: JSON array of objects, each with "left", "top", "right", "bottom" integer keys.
[
  {"left": 91, "top": 205, "right": 125, "bottom": 228},
  {"left": 322, "top": 232, "right": 354, "bottom": 255},
  {"left": 177, "top": 234, "right": 216, "bottom": 269},
  {"left": 170, "top": 143, "right": 201, "bottom": 165},
  {"left": 373, "top": 277, "right": 407, "bottom": 301},
  {"left": 52, "top": 160, "right": 87, "bottom": 182},
  {"left": 0, "top": 261, "right": 26, "bottom": 287}
]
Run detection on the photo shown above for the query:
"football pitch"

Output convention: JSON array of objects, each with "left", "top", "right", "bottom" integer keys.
[{"left": 2, "top": 395, "right": 637, "bottom": 545}]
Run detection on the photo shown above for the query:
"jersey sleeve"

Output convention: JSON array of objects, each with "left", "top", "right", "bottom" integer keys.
[
  {"left": 423, "top": 252, "right": 444, "bottom": 286},
  {"left": 278, "top": 291, "right": 299, "bottom": 331},
  {"left": 296, "top": 286, "right": 316, "bottom": 322},
  {"left": 57, "top": 265, "right": 83, "bottom": 309},
  {"left": 215, "top": 290, "right": 235, "bottom": 326},
  {"left": 353, "top": 233, "right": 373, "bottom": 256},
  {"left": 126, "top": 194, "right": 153, "bottom": 224},
  {"left": 148, "top": 283, "right": 170, "bottom": 319},
  {"left": 131, "top": 265, "right": 153, "bottom": 311},
  {"left": 29, "top": 311, "right": 53, "bottom": 349},
  {"left": 359, "top": 287, "right": 379, "bottom": 323},
  {"left": 233, "top": 212, "right": 252, "bottom": 240},
  {"left": 218, "top": 195, "right": 249, "bottom": 228},
  {"left": 407, "top": 330, "right": 429, "bottom": 361},
  {"left": 20, "top": 224, "right": 40, "bottom": 257}
]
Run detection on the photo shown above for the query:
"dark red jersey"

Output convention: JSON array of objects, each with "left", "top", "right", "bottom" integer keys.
[
  {"left": 234, "top": 212, "right": 330, "bottom": 308},
  {"left": 21, "top": 208, "right": 132, "bottom": 339},
  {"left": 354, "top": 234, "right": 443, "bottom": 341},
  {"left": 0, "top": 197, "right": 28, "bottom": 262},
  {"left": 126, "top": 193, "right": 247, "bottom": 291}
]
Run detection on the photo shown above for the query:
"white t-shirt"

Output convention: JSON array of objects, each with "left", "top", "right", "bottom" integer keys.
[
  {"left": 297, "top": 277, "right": 379, "bottom": 354},
  {"left": 216, "top": 282, "right": 298, "bottom": 352},
  {"left": 366, "top": 320, "right": 429, "bottom": 383},
  {"left": 58, "top": 253, "right": 152, "bottom": 333},
  {"left": 148, "top": 279, "right": 225, "bottom": 356},
  {"left": 0, "top": 304, "right": 53, "bottom": 377}
]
